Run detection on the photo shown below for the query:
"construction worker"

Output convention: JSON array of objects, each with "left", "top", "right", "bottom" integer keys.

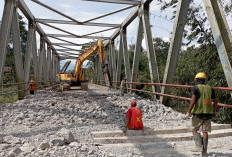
[
  {"left": 29, "top": 79, "right": 36, "bottom": 95},
  {"left": 123, "top": 100, "right": 144, "bottom": 134},
  {"left": 186, "top": 72, "right": 217, "bottom": 156},
  {"left": 120, "top": 78, "right": 127, "bottom": 96},
  {"left": 58, "top": 82, "right": 64, "bottom": 92}
]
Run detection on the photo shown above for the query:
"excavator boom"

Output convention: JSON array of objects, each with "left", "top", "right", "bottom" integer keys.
[{"left": 57, "top": 39, "right": 112, "bottom": 87}]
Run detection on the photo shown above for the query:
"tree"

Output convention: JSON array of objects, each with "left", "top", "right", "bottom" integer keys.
[
  {"left": 157, "top": 0, "right": 232, "bottom": 123},
  {"left": 157, "top": 0, "right": 232, "bottom": 46}
]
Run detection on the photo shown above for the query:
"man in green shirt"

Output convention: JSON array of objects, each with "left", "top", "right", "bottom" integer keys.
[{"left": 186, "top": 72, "right": 217, "bottom": 156}]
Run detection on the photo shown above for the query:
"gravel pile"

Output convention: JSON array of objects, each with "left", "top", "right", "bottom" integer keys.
[{"left": 0, "top": 84, "right": 205, "bottom": 157}]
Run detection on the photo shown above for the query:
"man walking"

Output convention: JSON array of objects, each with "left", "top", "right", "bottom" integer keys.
[
  {"left": 186, "top": 72, "right": 217, "bottom": 156},
  {"left": 123, "top": 100, "right": 144, "bottom": 134}
]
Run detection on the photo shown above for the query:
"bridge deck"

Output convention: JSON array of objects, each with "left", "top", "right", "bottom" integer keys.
[{"left": 0, "top": 84, "right": 231, "bottom": 156}]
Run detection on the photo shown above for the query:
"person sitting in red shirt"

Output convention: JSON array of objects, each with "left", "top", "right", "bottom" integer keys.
[{"left": 123, "top": 100, "right": 144, "bottom": 134}]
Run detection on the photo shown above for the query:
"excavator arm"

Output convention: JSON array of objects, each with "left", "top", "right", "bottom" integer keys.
[{"left": 71, "top": 39, "right": 112, "bottom": 87}]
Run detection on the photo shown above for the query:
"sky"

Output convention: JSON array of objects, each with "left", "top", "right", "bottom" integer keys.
[{"left": 0, "top": 0, "right": 232, "bottom": 71}]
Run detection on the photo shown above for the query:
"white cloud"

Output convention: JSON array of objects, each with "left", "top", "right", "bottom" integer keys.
[
  {"left": 150, "top": 1, "right": 161, "bottom": 12},
  {"left": 162, "top": 36, "right": 171, "bottom": 42}
]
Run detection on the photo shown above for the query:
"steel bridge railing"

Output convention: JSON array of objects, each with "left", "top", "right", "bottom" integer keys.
[{"left": 112, "top": 81, "right": 232, "bottom": 108}]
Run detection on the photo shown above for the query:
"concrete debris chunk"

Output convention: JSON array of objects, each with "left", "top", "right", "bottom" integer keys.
[
  {"left": 69, "top": 142, "right": 81, "bottom": 148},
  {"left": 12, "top": 147, "right": 22, "bottom": 154},
  {"left": 8, "top": 147, "right": 22, "bottom": 157},
  {"left": 51, "top": 137, "right": 65, "bottom": 146},
  {"left": 0, "top": 136, "right": 3, "bottom": 144},
  {"left": 39, "top": 141, "right": 50, "bottom": 150},
  {"left": 8, "top": 152, "right": 16, "bottom": 157},
  {"left": 3, "top": 136, "right": 21, "bottom": 144},
  {"left": 20, "top": 143, "right": 35, "bottom": 152},
  {"left": 57, "top": 128, "right": 75, "bottom": 144}
]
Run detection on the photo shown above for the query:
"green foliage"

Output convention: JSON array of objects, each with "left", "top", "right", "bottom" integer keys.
[
  {"left": 172, "top": 44, "right": 232, "bottom": 123},
  {"left": 1, "top": 14, "right": 28, "bottom": 102},
  {"left": 157, "top": 0, "right": 232, "bottom": 123},
  {"left": 0, "top": 86, "right": 18, "bottom": 103}
]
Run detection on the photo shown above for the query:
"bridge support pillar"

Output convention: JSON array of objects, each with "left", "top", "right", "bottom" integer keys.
[
  {"left": 57, "top": 58, "right": 60, "bottom": 82},
  {"left": 203, "top": 0, "right": 232, "bottom": 93},
  {"left": 121, "top": 28, "right": 131, "bottom": 89},
  {"left": 11, "top": 3, "right": 25, "bottom": 99},
  {"left": 43, "top": 45, "right": 48, "bottom": 84},
  {"left": 110, "top": 40, "right": 117, "bottom": 82},
  {"left": 24, "top": 22, "right": 35, "bottom": 90},
  {"left": 39, "top": 38, "right": 45, "bottom": 83},
  {"left": 95, "top": 57, "right": 99, "bottom": 84},
  {"left": 52, "top": 54, "right": 56, "bottom": 83},
  {"left": 0, "top": 0, "right": 14, "bottom": 82},
  {"left": 116, "top": 33, "right": 123, "bottom": 85},
  {"left": 107, "top": 46, "right": 112, "bottom": 77},
  {"left": 142, "top": 3, "right": 160, "bottom": 99},
  {"left": 47, "top": 45, "right": 52, "bottom": 84},
  {"left": 97, "top": 58, "right": 101, "bottom": 84},
  {"left": 32, "top": 30, "right": 39, "bottom": 84},
  {"left": 131, "top": 17, "right": 143, "bottom": 89},
  {"left": 160, "top": 0, "right": 191, "bottom": 104}
]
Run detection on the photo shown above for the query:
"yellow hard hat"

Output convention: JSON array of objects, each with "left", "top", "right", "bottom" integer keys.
[{"left": 194, "top": 72, "right": 206, "bottom": 80}]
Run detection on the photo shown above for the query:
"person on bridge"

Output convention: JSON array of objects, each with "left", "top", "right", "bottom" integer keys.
[
  {"left": 29, "top": 79, "right": 36, "bottom": 95},
  {"left": 123, "top": 100, "right": 144, "bottom": 134},
  {"left": 120, "top": 78, "right": 127, "bottom": 96},
  {"left": 186, "top": 72, "right": 217, "bottom": 156}
]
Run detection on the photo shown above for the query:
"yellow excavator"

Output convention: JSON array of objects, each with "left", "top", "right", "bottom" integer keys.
[{"left": 57, "top": 39, "right": 112, "bottom": 87}]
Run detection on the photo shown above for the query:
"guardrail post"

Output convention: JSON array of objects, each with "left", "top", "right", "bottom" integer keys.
[
  {"left": 0, "top": 0, "right": 14, "bottom": 82},
  {"left": 160, "top": 0, "right": 191, "bottom": 104},
  {"left": 131, "top": 17, "right": 143, "bottom": 89},
  {"left": 121, "top": 28, "right": 132, "bottom": 87},
  {"left": 142, "top": 2, "right": 161, "bottom": 99},
  {"left": 11, "top": 1, "right": 25, "bottom": 99},
  {"left": 203, "top": 0, "right": 232, "bottom": 95}
]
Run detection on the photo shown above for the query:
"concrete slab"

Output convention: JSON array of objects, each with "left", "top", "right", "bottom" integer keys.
[
  {"left": 91, "top": 124, "right": 231, "bottom": 138},
  {"left": 93, "top": 128, "right": 232, "bottom": 144}
]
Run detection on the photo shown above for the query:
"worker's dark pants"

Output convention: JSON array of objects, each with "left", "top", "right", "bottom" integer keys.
[
  {"left": 30, "top": 90, "right": 34, "bottom": 95},
  {"left": 120, "top": 87, "right": 124, "bottom": 96}
]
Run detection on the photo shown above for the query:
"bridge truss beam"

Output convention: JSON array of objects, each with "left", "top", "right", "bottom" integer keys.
[{"left": 79, "top": 0, "right": 140, "bottom": 5}]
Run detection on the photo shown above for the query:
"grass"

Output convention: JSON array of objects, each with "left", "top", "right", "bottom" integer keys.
[{"left": 0, "top": 86, "right": 18, "bottom": 103}]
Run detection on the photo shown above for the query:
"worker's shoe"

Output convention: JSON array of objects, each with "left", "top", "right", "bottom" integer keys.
[
  {"left": 202, "top": 138, "right": 208, "bottom": 156},
  {"left": 191, "top": 133, "right": 203, "bottom": 152}
]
